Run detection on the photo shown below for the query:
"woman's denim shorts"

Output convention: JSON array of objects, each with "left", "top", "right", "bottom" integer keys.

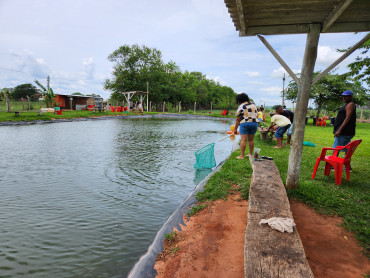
[{"left": 240, "top": 122, "right": 258, "bottom": 135}]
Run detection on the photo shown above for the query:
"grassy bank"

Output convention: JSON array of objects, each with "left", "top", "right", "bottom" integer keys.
[
  {"left": 0, "top": 110, "right": 234, "bottom": 122},
  {"left": 194, "top": 119, "right": 369, "bottom": 254}
]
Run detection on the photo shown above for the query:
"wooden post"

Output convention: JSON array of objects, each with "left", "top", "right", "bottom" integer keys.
[
  {"left": 6, "top": 95, "right": 10, "bottom": 112},
  {"left": 149, "top": 101, "right": 152, "bottom": 112},
  {"left": 286, "top": 24, "right": 320, "bottom": 189},
  {"left": 69, "top": 97, "right": 73, "bottom": 110},
  {"left": 194, "top": 102, "right": 196, "bottom": 114},
  {"left": 178, "top": 101, "right": 181, "bottom": 113},
  {"left": 163, "top": 101, "right": 165, "bottom": 113},
  {"left": 21, "top": 98, "right": 25, "bottom": 110},
  {"left": 282, "top": 73, "right": 286, "bottom": 106},
  {"left": 147, "top": 82, "right": 149, "bottom": 112},
  {"left": 211, "top": 102, "right": 212, "bottom": 112},
  {"left": 27, "top": 95, "right": 30, "bottom": 110},
  {"left": 360, "top": 106, "right": 364, "bottom": 121}
]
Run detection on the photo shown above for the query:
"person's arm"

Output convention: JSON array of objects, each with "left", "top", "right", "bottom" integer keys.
[
  {"left": 234, "top": 116, "right": 241, "bottom": 134},
  {"left": 334, "top": 103, "right": 355, "bottom": 137}
]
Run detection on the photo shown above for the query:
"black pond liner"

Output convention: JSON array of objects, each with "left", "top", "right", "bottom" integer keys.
[{"left": 126, "top": 141, "right": 239, "bottom": 278}]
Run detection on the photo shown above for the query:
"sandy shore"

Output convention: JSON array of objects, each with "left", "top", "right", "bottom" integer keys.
[{"left": 154, "top": 192, "right": 369, "bottom": 278}]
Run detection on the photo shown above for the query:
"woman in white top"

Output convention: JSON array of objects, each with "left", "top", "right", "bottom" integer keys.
[{"left": 233, "top": 93, "right": 258, "bottom": 159}]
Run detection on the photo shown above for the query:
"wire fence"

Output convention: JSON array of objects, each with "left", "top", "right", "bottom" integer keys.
[{"left": 0, "top": 100, "right": 43, "bottom": 112}]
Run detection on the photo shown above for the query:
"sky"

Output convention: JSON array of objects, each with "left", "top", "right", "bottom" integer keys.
[{"left": 0, "top": 0, "right": 368, "bottom": 106}]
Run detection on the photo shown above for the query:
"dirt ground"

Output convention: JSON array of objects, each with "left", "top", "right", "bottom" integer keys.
[{"left": 154, "top": 193, "right": 369, "bottom": 278}]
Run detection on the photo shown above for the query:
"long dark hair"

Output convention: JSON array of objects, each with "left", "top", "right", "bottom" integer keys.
[{"left": 236, "top": 93, "right": 250, "bottom": 104}]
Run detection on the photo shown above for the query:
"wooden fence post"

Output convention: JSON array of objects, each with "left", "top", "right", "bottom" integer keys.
[
  {"left": 163, "top": 101, "right": 165, "bottom": 113},
  {"left": 6, "top": 95, "right": 10, "bottom": 112},
  {"left": 27, "top": 96, "right": 31, "bottom": 110},
  {"left": 194, "top": 102, "right": 196, "bottom": 114},
  {"left": 149, "top": 101, "right": 152, "bottom": 112},
  {"left": 21, "top": 98, "right": 25, "bottom": 110},
  {"left": 178, "top": 101, "right": 181, "bottom": 113}
]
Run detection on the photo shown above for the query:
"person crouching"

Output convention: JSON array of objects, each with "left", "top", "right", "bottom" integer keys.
[{"left": 268, "top": 111, "right": 291, "bottom": 149}]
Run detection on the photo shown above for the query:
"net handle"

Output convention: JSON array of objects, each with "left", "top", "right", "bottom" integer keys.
[{"left": 215, "top": 134, "right": 232, "bottom": 143}]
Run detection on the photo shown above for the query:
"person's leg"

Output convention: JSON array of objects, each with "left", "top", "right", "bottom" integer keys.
[
  {"left": 248, "top": 134, "right": 254, "bottom": 155},
  {"left": 237, "top": 123, "right": 248, "bottom": 159},
  {"left": 285, "top": 124, "right": 293, "bottom": 145},
  {"left": 238, "top": 134, "right": 248, "bottom": 159},
  {"left": 274, "top": 126, "right": 284, "bottom": 148},
  {"left": 247, "top": 123, "right": 258, "bottom": 156}
]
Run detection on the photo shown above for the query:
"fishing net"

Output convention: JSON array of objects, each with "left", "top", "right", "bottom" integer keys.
[{"left": 194, "top": 143, "right": 216, "bottom": 169}]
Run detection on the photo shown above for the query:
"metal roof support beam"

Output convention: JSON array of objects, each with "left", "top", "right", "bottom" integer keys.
[
  {"left": 322, "top": 0, "right": 354, "bottom": 33},
  {"left": 312, "top": 32, "right": 370, "bottom": 86},
  {"left": 286, "top": 24, "right": 321, "bottom": 189},
  {"left": 257, "top": 34, "right": 301, "bottom": 86}
]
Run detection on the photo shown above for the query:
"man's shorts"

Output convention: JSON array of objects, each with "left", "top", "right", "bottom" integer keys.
[
  {"left": 275, "top": 124, "right": 291, "bottom": 138},
  {"left": 286, "top": 123, "right": 293, "bottom": 136},
  {"left": 240, "top": 122, "right": 258, "bottom": 135},
  {"left": 333, "top": 135, "right": 353, "bottom": 153}
]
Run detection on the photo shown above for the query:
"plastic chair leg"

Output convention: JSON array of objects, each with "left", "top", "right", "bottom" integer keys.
[
  {"left": 345, "top": 162, "right": 351, "bottom": 181},
  {"left": 324, "top": 162, "right": 332, "bottom": 176},
  {"left": 312, "top": 158, "right": 321, "bottom": 179},
  {"left": 334, "top": 164, "right": 343, "bottom": 185}
]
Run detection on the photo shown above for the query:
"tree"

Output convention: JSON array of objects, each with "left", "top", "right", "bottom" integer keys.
[
  {"left": 104, "top": 44, "right": 165, "bottom": 103},
  {"left": 13, "top": 83, "right": 38, "bottom": 100},
  {"left": 285, "top": 72, "right": 368, "bottom": 118},
  {"left": 35, "top": 76, "right": 58, "bottom": 107},
  {"left": 105, "top": 44, "right": 237, "bottom": 109},
  {"left": 339, "top": 35, "right": 370, "bottom": 87}
]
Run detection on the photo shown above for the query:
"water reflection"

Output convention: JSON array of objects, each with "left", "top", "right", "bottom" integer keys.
[
  {"left": 0, "top": 118, "right": 234, "bottom": 278},
  {"left": 193, "top": 168, "right": 213, "bottom": 185}
]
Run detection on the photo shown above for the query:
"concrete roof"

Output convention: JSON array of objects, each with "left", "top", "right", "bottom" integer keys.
[{"left": 224, "top": 0, "right": 370, "bottom": 36}]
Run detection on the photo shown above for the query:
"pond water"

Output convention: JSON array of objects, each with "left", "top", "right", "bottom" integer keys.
[{"left": 0, "top": 117, "right": 235, "bottom": 278}]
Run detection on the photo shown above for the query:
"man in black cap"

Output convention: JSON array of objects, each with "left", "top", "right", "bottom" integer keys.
[{"left": 333, "top": 90, "right": 356, "bottom": 153}]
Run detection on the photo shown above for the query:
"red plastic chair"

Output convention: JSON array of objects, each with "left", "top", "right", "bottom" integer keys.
[
  {"left": 110, "top": 106, "right": 115, "bottom": 112},
  {"left": 221, "top": 110, "right": 227, "bottom": 116},
  {"left": 311, "top": 139, "right": 362, "bottom": 185},
  {"left": 316, "top": 116, "right": 328, "bottom": 126}
]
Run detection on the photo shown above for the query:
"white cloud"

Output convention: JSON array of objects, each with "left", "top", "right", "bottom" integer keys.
[
  {"left": 82, "top": 57, "right": 95, "bottom": 80},
  {"left": 10, "top": 50, "right": 49, "bottom": 78},
  {"left": 271, "top": 67, "right": 301, "bottom": 79},
  {"left": 245, "top": 71, "right": 260, "bottom": 77},
  {"left": 317, "top": 46, "right": 341, "bottom": 67},
  {"left": 260, "top": 86, "right": 282, "bottom": 96},
  {"left": 206, "top": 74, "right": 227, "bottom": 85}
]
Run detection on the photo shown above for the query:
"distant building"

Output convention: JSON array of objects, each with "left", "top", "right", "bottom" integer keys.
[{"left": 56, "top": 94, "right": 103, "bottom": 110}]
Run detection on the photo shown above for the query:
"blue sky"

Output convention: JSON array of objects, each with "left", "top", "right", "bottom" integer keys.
[{"left": 0, "top": 0, "right": 367, "bottom": 106}]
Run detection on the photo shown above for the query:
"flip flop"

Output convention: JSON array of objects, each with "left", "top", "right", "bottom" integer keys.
[{"left": 236, "top": 156, "right": 244, "bottom": 159}]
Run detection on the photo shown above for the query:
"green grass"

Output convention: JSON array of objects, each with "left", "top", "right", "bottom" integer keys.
[
  {"left": 0, "top": 110, "right": 153, "bottom": 122},
  {"left": 0, "top": 109, "right": 234, "bottom": 123},
  {"left": 192, "top": 118, "right": 369, "bottom": 254},
  {"left": 253, "top": 119, "right": 370, "bottom": 254},
  {"left": 196, "top": 151, "right": 253, "bottom": 202}
]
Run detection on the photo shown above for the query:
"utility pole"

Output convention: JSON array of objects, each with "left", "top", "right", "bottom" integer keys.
[{"left": 282, "top": 72, "right": 286, "bottom": 106}]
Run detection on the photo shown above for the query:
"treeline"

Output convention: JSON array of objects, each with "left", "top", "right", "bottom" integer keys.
[{"left": 104, "top": 44, "right": 236, "bottom": 109}]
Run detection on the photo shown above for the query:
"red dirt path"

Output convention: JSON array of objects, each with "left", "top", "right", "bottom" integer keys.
[{"left": 154, "top": 194, "right": 369, "bottom": 278}]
